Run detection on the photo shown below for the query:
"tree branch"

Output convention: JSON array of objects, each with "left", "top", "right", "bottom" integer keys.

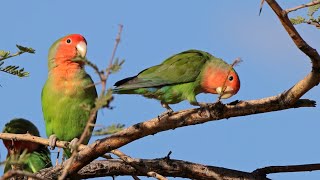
[
  {"left": 0, "top": 170, "right": 44, "bottom": 180},
  {"left": 285, "top": 0, "right": 320, "bottom": 14},
  {"left": 37, "top": 159, "right": 269, "bottom": 180},
  {"left": 111, "top": 149, "right": 167, "bottom": 180},
  {"left": 59, "top": 98, "right": 316, "bottom": 176},
  {"left": 253, "top": 163, "right": 320, "bottom": 175}
]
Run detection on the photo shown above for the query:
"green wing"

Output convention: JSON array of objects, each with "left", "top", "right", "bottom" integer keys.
[
  {"left": 27, "top": 147, "right": 52, "bottom": 172},
  {"left": 115, "top": 50, "right": 211, "bottom": 89}
]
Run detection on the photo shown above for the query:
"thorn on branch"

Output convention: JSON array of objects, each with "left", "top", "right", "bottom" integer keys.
[{"left": 164, "top": 151, "right": 172, "bottom": 160}]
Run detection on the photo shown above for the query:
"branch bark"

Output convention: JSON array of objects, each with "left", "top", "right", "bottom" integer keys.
[
  {"left": 253, "top": 163, "right": 320, "bottom": 175},
  {"left": 37, "top": 159, "right": 269, "bottom": 180}
]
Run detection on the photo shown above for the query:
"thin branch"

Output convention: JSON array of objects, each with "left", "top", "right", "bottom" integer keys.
[
  {"left": 0, "top": 51, "right": 24, "bottom": 61},
  {"left": 105, "top": 24, "right": 123, "bottom": 84},
  {"left": 58, "top": 24, "right": 124, "bottom": 180},
  {"left": 253, "top": 163, "right": 320, "bottom": 175},
  {"left": 285, "top": 0, "right": 320, "bottom": 14},
  {"left": 37, "top": 159, "right": 270, "bottom": 180},
  {"left": 259, "top": 0, "right": 265, "bottom": 15},
  {"left": 306, "top": 19, "right": 320, "bottom": 28},
  {"left": 111, "top": 149, "right": 168, "bottom": 180},
  {"left": 0, "top": 170, "right": 44, "bottom": 180}
]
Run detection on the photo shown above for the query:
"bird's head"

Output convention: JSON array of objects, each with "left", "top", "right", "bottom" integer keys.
[
  {"left": 201, "top": 61, "right": 240, "bottom": 99},
  {"left": 2, "top": 118, "right": 40, "bottom": 154},
  {"left": 48, "top": 34, "right": 87, "bottom": 69}
]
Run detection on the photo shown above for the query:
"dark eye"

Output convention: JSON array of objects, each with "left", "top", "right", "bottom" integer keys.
[
  {"left": 66, "top": 39, "right": 71, "bottom": 44},
  {"left": 228, "top": 76, "right": 234, "bottom": 81}
]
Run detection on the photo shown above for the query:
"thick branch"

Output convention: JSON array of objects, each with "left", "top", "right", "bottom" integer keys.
[
  {"left": 63, "top": 97, "right": 315, "bottom": 175},
  {"left": 266, "top": 0, "right": 320, "bottom": 68},
  {"left": 37, "top": 159, "right": 269, "bottom": 180}
]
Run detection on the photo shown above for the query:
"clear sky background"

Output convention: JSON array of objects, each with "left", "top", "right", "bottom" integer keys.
[{"left": 1, "top": 1, "right": 320, "bottom": 179}]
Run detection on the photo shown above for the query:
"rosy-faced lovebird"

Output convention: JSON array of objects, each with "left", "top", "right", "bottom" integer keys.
[
  {"left": 2, "top": 118, "right": 52, "bottom": 173},
  {"left": 113, "top": 50, "right": 240, "bottom": 115},
  {"left": 41, "top": 34, "right": 97, "bottom": 157}
]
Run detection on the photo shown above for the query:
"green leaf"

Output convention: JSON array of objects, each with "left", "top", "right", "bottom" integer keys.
[
  {"left": 16, "top": 45, "right": 35, "bottom": 54},
  {"left": 0, "top": 63, "right": 29, "bottom": 77},
  {"left": 308, "top": 3, "right": 320, "bottom": 17},
  {"left": 107, "top": 58, "right": 125, "bottom": 74},
  {"left": 0, "top": 50, "right": 10, "bottom": 58},
  {"left": 93, "top": 123, "right": 125, "bottom": 136},
  {"left": 290, "top": 16, "right": 306, "bottom": 25},
  {"left": 95, "top": 88, "right": 114, "bottom": 108}
]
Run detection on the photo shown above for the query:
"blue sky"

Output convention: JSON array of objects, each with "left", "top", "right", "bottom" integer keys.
[{"left": 1, "top": 1, "right": 320, "bottom": 179}]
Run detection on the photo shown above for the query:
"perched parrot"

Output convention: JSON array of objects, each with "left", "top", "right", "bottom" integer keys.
[
  {"left": 113, "top": 49, "right": 240, "bottom": 115},
  {"left": 2, "top": 118, "right": 52, "bottom": 173},
  {"left": 41, "top": 34, "right": 97, "bottom": 157}
]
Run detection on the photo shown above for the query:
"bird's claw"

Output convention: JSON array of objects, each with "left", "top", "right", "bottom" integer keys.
[
  {"left": 48, "top": 135, "right": 57, "bottom": 150},
  {"left": 198, "top": 103, "right": 211, "bottom": 118},
  {"left": 158, "top": 109, "right": 174, "bottom": 120},
  {"left": 69, "top": 138, "right": 79, "bottom": 153}
]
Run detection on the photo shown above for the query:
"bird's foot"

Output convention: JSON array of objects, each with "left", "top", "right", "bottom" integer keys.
[
  {"left": 69, "top": 138, "right": 79, "bottom": 153},
  {"left": 197, "top": 103, "right": 211, "bottom": 118},
  {"left": 158, "top": 103, "right": 174, "bottom": 120},
  {"left": 48, "top": 134, "right": 57, "bottom": 150},
  {"left": 158, "top": 109, "right": 174, "bottom": 120}
]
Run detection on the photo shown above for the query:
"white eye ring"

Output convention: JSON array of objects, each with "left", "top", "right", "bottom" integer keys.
[{"left": 66, "top": 39, "right": 72, "bottom": 44}]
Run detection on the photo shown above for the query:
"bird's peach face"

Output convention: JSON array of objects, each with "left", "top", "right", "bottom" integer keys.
[{"left": 201, "top": 67, "right": 240, "bottom": 99}]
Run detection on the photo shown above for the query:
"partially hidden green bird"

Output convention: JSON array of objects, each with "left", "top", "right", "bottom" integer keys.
[
  {"left": 2, "top": 118, "right": 52, "bottom": 173},
  {"left": 41, "top": 34, "right": 97, "bottom": 157},
  {"left": 113, "top": 50, "right": 240, "bottom": 115}
]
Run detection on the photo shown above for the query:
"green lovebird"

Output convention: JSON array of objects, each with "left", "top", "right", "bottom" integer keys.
[
  {"left": 41, "top": 34, "right": 97, "bottom": 157},
  {"left": 2, "top": 118, "right": 52, "bottom": 173},
  {"left": 113, "top": 50, "right": 240, "bottom": 115}
]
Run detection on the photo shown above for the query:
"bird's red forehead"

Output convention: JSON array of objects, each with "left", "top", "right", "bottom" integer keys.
[{"left": 61, "top": 34, "right": 87, "bottom": 44}]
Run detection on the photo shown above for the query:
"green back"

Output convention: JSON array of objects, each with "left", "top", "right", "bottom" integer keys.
[{"left": 115, "top": 50, "right": 221, "bottom": 89}]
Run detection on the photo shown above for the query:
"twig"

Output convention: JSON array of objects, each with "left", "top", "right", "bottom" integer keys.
[
  {"left": 306, "top": 19, "right": 320, "bottom": 28},
  {"left": 259, "top": 0, "right": 265, "bottom": 15},
  {"left": 112, "top": 149, "right": 167, "bottom": 180},
  {"left": 217, "top": 58, "right": 242, "bottom": 102},
  {"left": 253, "top": 163, "right": 320, "bottom": 175},
  {"left": 285, "top": 0, "right": 320, "bottom": 14},
  {"left": 0, "top": 170, "right": 44, "bottom": 180},
  {"left": 0, "top": 51, "right": 24, "bottom": 61}
]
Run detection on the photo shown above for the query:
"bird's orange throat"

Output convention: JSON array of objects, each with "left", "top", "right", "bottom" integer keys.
[{"left": 50, "top": 62, "right": 83, "bottom": 94}]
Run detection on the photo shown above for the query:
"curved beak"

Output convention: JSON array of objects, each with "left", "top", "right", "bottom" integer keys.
[
  {"left": 76, "top": 41, "right": 87, "bottom": 58},
  {"left": 216, "top": 86, "right": 234, "bottom": 99}
]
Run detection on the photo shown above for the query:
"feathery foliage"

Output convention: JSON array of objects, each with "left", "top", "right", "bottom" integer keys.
[
  {"left": 290, "top": 1, "right": 320, "bottom": 29},
  {"left": 0, "top": 45, "right": 35, "bottom": 78}
]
